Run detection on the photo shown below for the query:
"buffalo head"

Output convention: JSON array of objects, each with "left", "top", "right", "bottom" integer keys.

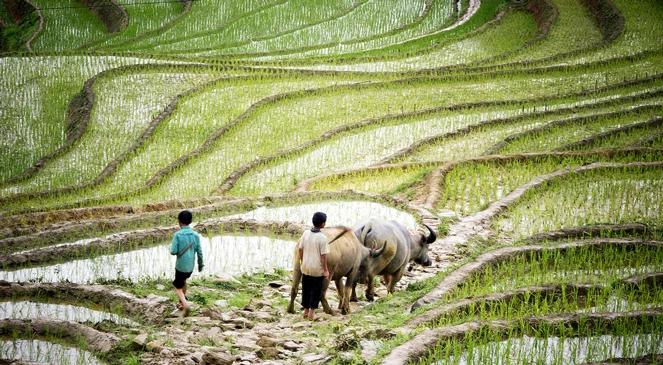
[{"left": 410, "top": 224, "right": 436, "bottom": 267}]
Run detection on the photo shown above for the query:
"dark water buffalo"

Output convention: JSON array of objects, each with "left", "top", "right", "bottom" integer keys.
[
  {"left": 352, "top": 219, "right": 437, "bottom": 301},
  {"left": 287, "top": 226, "right": 395, "bottom": 315}
]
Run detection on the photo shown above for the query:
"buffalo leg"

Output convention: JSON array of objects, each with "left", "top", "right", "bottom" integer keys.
[
  {"left": 387, "top": 267, "right": 406, "bottom": 293},
  {"left": 335, "top": 278, "right": 345, "bottom": 310},
  {"left": 350, "top": 282, "right": 358, "bottom": 302},
  {"left": 287, "top": 269, "right": 302, "bottom": 314},
  {"left": 350, "top": 283, "right": 359, "bottom": 302},
  {"left": 319, "top": 277, "right": 334, "bottom": 315},
  {"left": 365, "top": 275, "right": 375, "bottom": 302}
]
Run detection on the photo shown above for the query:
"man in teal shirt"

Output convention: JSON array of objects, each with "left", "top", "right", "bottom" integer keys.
[{"left": 170, "top": 210, "right": 204, "bottom": 315}]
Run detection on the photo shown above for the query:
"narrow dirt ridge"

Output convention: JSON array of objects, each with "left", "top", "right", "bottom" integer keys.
[
  {"left": 80, "top": 0, "right": 128, "bottom": 34},
  {"left": 0, "top": 282, "right": 169, "bottom": 323},
  {"left": 0, "top": 318, "right": 120, "bottom": 352}
]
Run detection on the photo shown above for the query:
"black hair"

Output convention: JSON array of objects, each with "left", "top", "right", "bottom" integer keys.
[
  {"left": 312, "top": 212, "right": 327, "bottom": 228},
  {"left": 178, "top": 210, "right": 193, "bottom": 225}
]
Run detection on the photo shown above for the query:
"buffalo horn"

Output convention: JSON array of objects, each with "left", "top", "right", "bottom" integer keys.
[{"left": 424, "top": 224, "right": 437, "bottom": 244}]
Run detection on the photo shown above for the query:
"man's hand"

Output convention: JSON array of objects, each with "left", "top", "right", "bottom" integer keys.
[{"left": 323, "top": 269, "right": 330, "bottom": 278}]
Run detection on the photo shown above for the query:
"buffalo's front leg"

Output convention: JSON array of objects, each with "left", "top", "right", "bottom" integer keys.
[
  {"left": 287, "top": 270, "right": 302, "bottom": 314},
  {"left": 365, "top": 275, "right": 375, "bottom": 302}
]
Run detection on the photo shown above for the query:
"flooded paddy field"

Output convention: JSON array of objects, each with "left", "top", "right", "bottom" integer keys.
[{"left": 0, "top": 235, "right": 295, "bottom": 284}]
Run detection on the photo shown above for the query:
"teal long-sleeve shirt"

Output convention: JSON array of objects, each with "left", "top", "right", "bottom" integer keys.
[{"left": 170, "top": 226, "right": 204, "bottom": 273}]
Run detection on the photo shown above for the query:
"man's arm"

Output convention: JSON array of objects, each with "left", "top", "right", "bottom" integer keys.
[
  {"left": 170, "top": 234, "right": 179, "bottom": 255},
  {"left": 195, "top": 235, "right": 204, "bottom": 271},
  {"left": 298, "top": 247, "right": 304, "bottom": 263}
]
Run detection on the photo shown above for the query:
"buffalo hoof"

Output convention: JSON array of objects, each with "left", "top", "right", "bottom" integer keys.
[
  {"left": 341, "top": 307, "right": 350, "bottom": 315},
  {"left": 287, "top": 305, "right": 295, "bottom": 314},
  {"left": 366, "top": 294, "right": 374, "bottom": 302},
  {"left": 350, "top": 294, "right": 358, "bottom": 302}
]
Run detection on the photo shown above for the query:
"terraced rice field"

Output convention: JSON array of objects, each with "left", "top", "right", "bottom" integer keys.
[{"left": 0, "top": 0, "right": 662, "bottom": 364}]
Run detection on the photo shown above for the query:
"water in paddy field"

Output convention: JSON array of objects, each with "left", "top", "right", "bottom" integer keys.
[
  {"left": 0, "top": 339, "right": 101, "bottom": 365},
  {"left": 226, "top": 201, "right": 418, "bottom": 229},
  {"left": 436, "top": 334, "right": 663, "bottom": 365},
  {"left": 0, "top": 235, "right": 295, "bottom": 284},
  {"left": 0, "top": 301, "right": 137, "bottom": 326}
]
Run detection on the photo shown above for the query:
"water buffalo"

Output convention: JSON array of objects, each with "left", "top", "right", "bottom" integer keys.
[
  {"left": 352, "top": 219, "right": 437, "bottom": 301},
  {"left": 287, "top": 226, "right": 395, "bottom": 315}
]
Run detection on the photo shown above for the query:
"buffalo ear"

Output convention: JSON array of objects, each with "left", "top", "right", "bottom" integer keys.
[{"left": 370, "top": 241, "right": 387, "bottom": 257}]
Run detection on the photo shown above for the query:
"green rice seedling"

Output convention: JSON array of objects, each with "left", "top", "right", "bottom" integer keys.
[
  {"left": 123, "top": 0, "right": 284, "bottom": 50},
  {"left": 0, "top": 56, "right": 184, "bottom": 184},
  {"left": 421, "top": 320, "right": 663, "bottom": 365},
  {"left": 499, "top": 106, "right": 663, "bottom": 154},
  {"left": 140, "top": 0, "right": 362, "bottom": 55},
  {"left": 29, "top": 0, "right": 109, "bottom": 52},
  {"left": 127, "top": 61, "right": 663, "bottom": 204},
  {"left": 564, "top": 121, "right": 663, "bottom": 150},
  {"left": 306, "top": 165, "right": 434, "bottom": 195},
  {"left": 438, "top": 150, "right": 663, "bottom": 216},
  {"left": 192, "top": 0, "right": 433, "bottom": 58},
  {"left": 494, "top": 167, "right": 663, "bottom": 240},
  {"left": 273, "top": 0, "right": 459, "bottom": 60},
  {"left": 89, "top": 0, "right": 186, "bottom": 49},
  {"left": 272, "top": 7, "right": 537, "bottom": 71},
  {"left": 451, "top": 244, "right": 663, "bottom": 302},
  {"left": 553, "top": 0, "right": 663, "bottom": 65},
  {"left": 493, "top": 0, "right": 603, "bottom": 64},
  {"left": 0, "top": 69, "right": 221, "bottom": 198}
]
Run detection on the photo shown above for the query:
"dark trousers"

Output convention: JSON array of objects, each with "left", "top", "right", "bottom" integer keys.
[{"left": 301, "top": 274, "right": 324, "bottom": 309}]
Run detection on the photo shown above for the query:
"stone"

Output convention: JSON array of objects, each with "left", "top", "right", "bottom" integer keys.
[
  {"left": 257, "top": 347, "right": 280, "bottom": 360},
  {"left": 257, "top": 336, "right": 278, "bottom": 348},
  {"left": 191, "top": 352, "right": 204, "bottom": 363},
  {"left": 132, "top": 333, "right": 148, "bottom": 347},
  {"left": 229, "top": 317, "right": 254, "bottom": 329},
  {"left": 202, "top": 351, "right": 236, "bottom": 365},
  {"left": 146, "top": 339, "right": 165, "bottom": 352},
  {"left": 182, "top": 358, "right": 195, "bottom": 365},
  {"left": 234, "top": 338, "right": 261, "bottom": 352},
  {"left": 155, "top": 284, "right": 165, "bottom": 290},
  {"left": 360, "top": 340, "right": 381, "bottom": 361},
  {"left": 145, "top": 294, "right": 170, "bottom": 303},
  {"left": 159, "top": 348, "right": 172, "bottom": 357},
  {"left": 282, "top": 341, "right": 303, "bottom": 351},
  {"left": 214, "top": 300, "right": 228, "bottom": 308},
  {"left": 207, "top": 326, "right": 221, "bottom": 337},
  {"left": 301, "top": 353, "right": 329, "bottom": 363},
  {"left": 268, "top": 281, "right": 284, "bottom": 288}
]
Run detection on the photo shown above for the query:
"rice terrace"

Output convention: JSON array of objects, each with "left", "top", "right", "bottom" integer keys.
[{"left": 1, "top": 0, "right": 662, "bottom": 363}]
